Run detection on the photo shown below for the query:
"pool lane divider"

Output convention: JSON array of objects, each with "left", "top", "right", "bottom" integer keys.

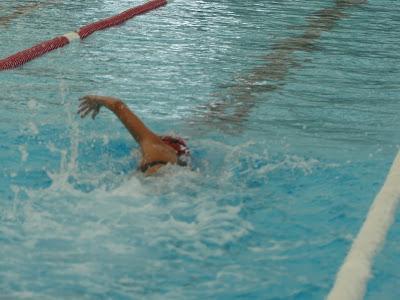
[
  {"left": 327, "top": 150, "right": 400, "bottom": 300},
  {"left": 0, "top": 0, "right": 167, "bottom": 71}
]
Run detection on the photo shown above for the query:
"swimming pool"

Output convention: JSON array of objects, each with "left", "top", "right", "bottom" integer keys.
[{"left": 1, "top": 0, "right": 399, "bottom": 299}]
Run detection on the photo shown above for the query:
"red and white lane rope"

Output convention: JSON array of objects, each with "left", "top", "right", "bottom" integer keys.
[{"left": 0, "top": 0, "right": 167, "bottom": 71}]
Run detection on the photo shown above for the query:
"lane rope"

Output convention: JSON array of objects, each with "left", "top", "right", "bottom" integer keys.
[
  {"left": 0, "top": 0, "right": 167, "bottom": 71},
  {"left": 327, "top": 150, "right": 400, "bottom": 300}
]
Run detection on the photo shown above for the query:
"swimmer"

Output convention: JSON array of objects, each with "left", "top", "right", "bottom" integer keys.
[{"left": 78, "top": 95, "right": 190, "bottom": 175}]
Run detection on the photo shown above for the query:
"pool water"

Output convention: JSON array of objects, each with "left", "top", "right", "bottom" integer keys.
[{"left": 1, "top": 0, "right": 399, "bottom": 299}]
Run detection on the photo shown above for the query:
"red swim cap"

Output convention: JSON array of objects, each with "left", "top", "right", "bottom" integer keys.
[{"left": 161, "top": 136, "right": 190, "bottom": 157}]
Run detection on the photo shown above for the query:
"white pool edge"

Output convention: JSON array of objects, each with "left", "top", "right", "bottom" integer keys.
[{"left": 327, "top": 150, "right": 400, "bottom": 300}]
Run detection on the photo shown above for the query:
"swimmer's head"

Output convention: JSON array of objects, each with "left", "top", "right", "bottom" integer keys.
[
  {"left": 160, "top": 135, "right": 190, "bottom": 157},
  {"left": 161, "top": 135, "right": 191, "bottom": 167}
]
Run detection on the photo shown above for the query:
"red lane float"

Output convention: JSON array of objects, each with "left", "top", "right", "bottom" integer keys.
[
  {"left": 0, "top": 36, "right": 70, "bottom": 71},
  {"left": 0, "top": 0, "right": 167, "bottom": 71},
  {"left": 78, "top": 0, "right": 167, "bottom": 39}
]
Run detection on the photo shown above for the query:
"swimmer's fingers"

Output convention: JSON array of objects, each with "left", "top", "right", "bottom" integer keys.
[
  {"left": 78, "top": 98, "right": 95, "bottom": 112},
  {"left": 78, "top": 103, "right": 95, "bottom": 118},
  {"left": 77, "top": 107, "right": 88, "bottom": 117},
  {"left": 79, "top": 96, "right": 89, "bottom": 103},
  {"left": 78, "top": 96, "right": 102, "bottom": 119},
  {"left": 78, "top": 96, "right": 94, "bottom": 107},
  {"left": 91, "top": 106, "right": 100, "bottom": 120},
  {"left": 78, "top": 99, "right": 88, "bottom": 109},
  {"left": 79, "top": 106, "right": 93, "bottom": 119},
  {"left": 77, "top": 102, "right": 90, "bottom": 115},
  {"left": 79, "top": 95, "right": 97, "bottom": 106}
]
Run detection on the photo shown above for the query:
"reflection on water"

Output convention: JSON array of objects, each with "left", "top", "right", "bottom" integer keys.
[
  {"left": 196, "top": 0, "right": 367, "bottom": 133},
  {"left": 0, "top": 0, "right": 57, "bottom": 27},
  {"left": 0, "top": 2, "right": 40, "bottom": 27}
]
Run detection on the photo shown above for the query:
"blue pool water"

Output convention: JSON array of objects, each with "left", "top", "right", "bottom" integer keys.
[{"left": 1, "top": 0, "right": 399, "bottom": 299}]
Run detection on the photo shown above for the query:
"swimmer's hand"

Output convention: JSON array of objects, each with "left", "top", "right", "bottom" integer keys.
[{"left": 78, "top": 95, "right": 102, "bottom": 119}]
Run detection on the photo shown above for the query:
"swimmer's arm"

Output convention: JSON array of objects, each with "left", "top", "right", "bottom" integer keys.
[{"left": 78, "top": 95, "right": 157, "bottom": 143}]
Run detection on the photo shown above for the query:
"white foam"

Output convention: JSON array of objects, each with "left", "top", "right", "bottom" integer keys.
[
  {"left": 27, "top": 99, "right": 38, "bottom": 110},
  {"left": 19, "top": 145, "right": 28, "bottom": 162},
  {"left": 327, "top": 150, "right": 400, "bottom": 300},
  {"left": 28, "top": 121, "right": 39, "bottom": 135}
]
